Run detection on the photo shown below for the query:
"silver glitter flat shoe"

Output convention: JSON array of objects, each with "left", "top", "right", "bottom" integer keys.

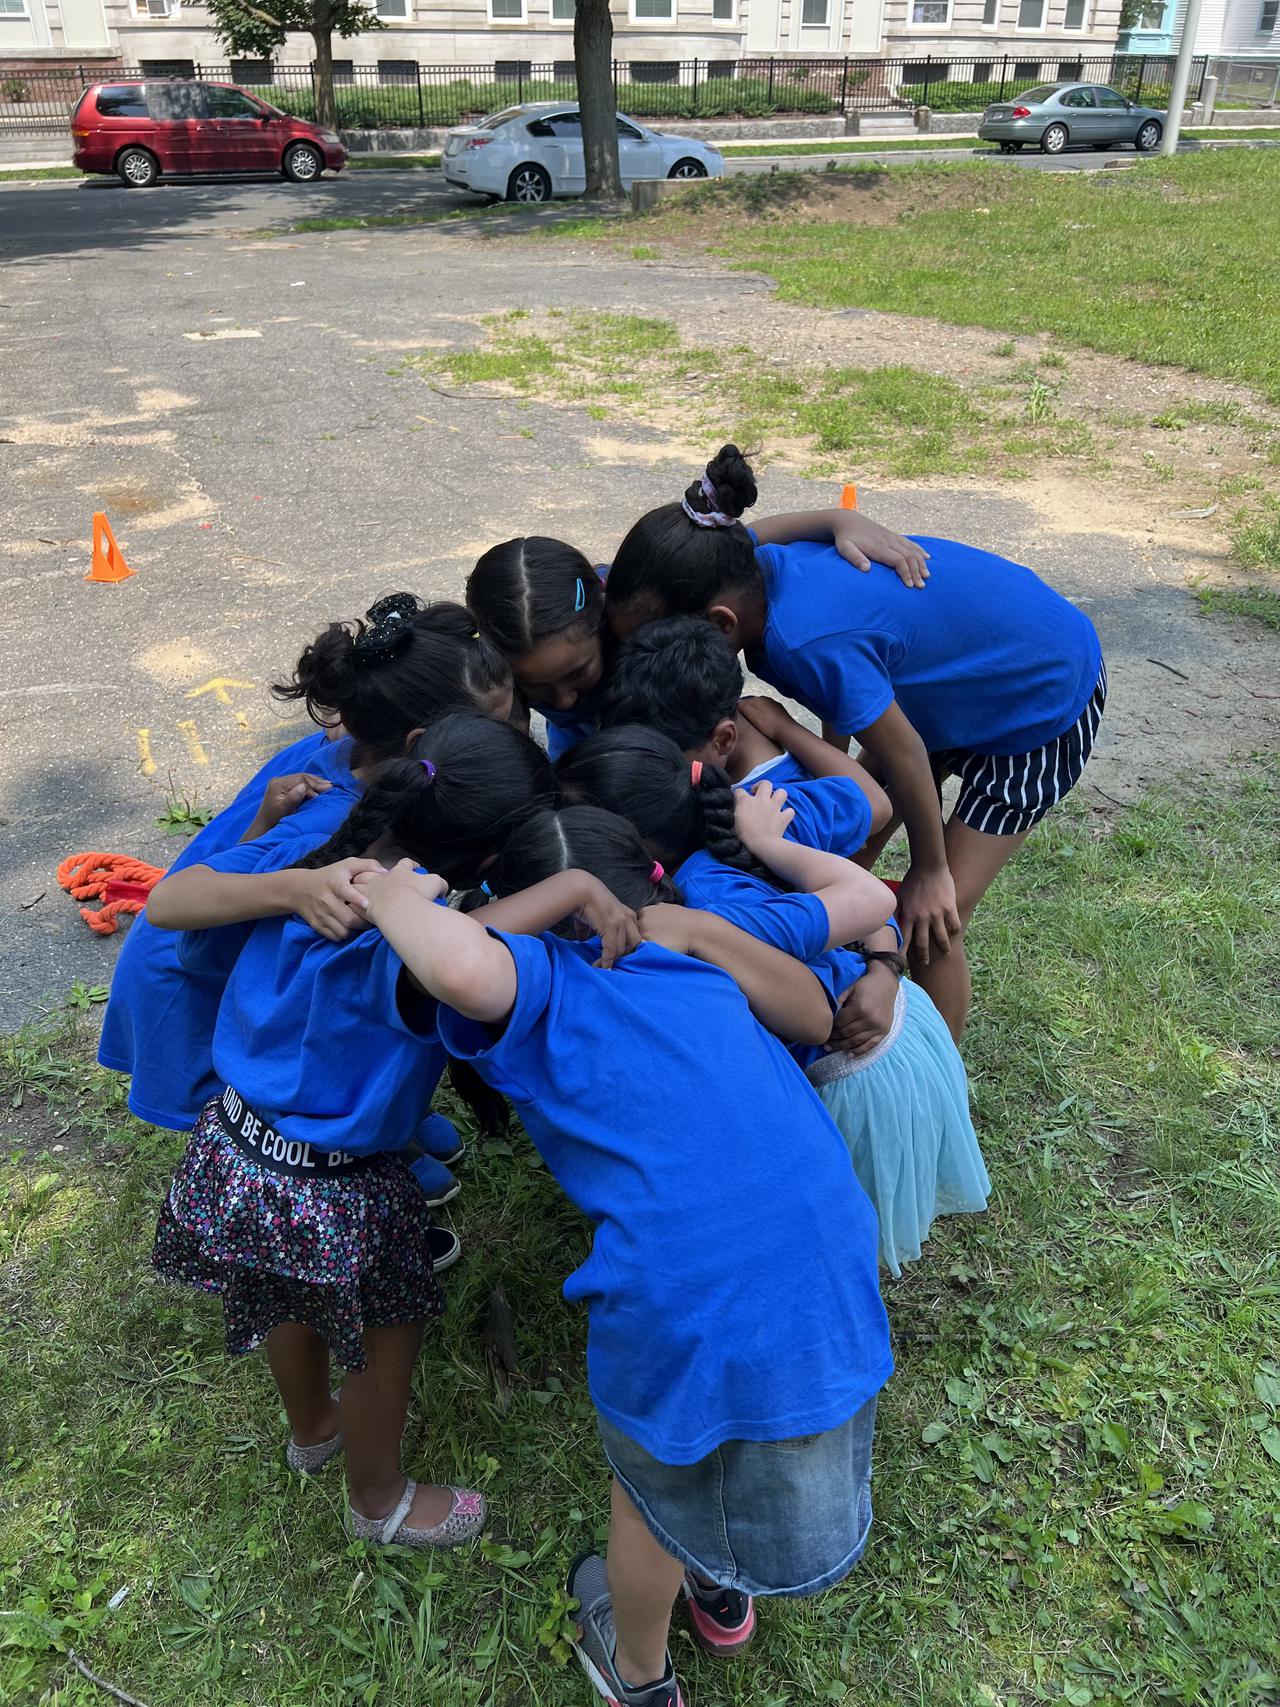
[
  {"left": 286, "top": 1389, "right": 343, "bottom": 1474},
  {"left": 348, "top": 1479, "right": 486, "bottom": 1549}
]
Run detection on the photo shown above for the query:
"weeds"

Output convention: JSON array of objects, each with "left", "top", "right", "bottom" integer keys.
[{"left": 1230, "top": 496, "right": 1280, "bottom": 573}]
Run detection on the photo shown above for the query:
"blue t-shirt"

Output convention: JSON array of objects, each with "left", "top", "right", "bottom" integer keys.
[
  {"left": 99, "top": 734, "right": 359, "bottom": 1129},
  {"left": 439, "top": 930, "right": 891, "bottom": 1465},
  {"left": 212, "top": 909, "right": 445, "bottom": 1159},
  {"left": 751, "top": 538, "right": 1102, "bottom": 755},
  {"left": 541, "top": 702, "right": 599, "bottom": 763},
  {"left": 675, "top": 849, "right": 867, "bottom": 1068},
  {"left": 733, "top": 751, "right": 873, "bottom": 858}
]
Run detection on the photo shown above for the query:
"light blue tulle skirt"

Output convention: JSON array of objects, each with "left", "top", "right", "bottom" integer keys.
[{"left": 807, "top": 979, "right": 990, "bottom": 1278}]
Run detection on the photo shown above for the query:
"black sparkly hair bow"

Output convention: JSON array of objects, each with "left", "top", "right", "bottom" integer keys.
[{"left": 353, "top": 592, "right": 418, "bottom": 668}]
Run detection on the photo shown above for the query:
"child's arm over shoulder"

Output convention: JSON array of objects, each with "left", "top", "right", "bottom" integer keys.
[
  {"left": 147, "top": 853, "right": 382, "bottom": 942},
  {"left": 751, "top": 509, "right": 930, "bottom": 587},
  {"left": 640, "top": 904, "right": 832, "bottom": 1048},
  {"left": 357, "top": 861, "right": 519, "bottom": 1025},
  {"left": 737, "top": 696, "right": 892, "bottom": 834},
  {"left": 239, "top": 772, "right": 333, "bottom": 844}
]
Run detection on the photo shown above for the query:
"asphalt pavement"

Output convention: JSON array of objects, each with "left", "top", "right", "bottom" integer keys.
[{"left": 1, "top": 162, "right": 1274, "bottom": 1030}]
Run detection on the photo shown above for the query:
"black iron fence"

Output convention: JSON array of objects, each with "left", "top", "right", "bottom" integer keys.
[{"left": 0, "top": 53, "right": 1209, "bottom": 135}]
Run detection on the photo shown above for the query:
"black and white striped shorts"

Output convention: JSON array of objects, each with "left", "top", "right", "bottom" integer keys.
[{"left": 933, "top": 660, "right": 1107, "bottom": 838}]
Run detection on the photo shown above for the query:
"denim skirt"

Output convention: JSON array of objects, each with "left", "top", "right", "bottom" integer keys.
[{"left": 598, "top": 1394, "right": 878, "bottom": 1597}]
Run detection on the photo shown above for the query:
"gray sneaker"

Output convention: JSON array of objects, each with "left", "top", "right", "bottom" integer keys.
[{"left": 566, "top": 1553, "right": 685, "bottom": 1707}]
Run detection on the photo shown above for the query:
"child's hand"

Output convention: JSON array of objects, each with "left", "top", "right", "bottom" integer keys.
[
  {"left": 734, "top": 779, "right": 794, "bottom": 851},
  {"left": 830, "top": 965, "right": 898, "bottom": 1056},
  {"left": 257, "top": 771, "right": 332, "bottom": 833},
  {"left": 832, "top": 514, "right": 930, "bottom": 588},
  {"left": 353, "top": 858, "right": 447, "bottom": 926},
  {"left": 572, "top": 875, "right": 642, "bottom": 970},
  {"left": 292, "top": 858, "right": 386, "bottom": 941},
  {"left": 638, "top": 902, "right": 696, "bottom": 958},
  {"left": 736, "top": 696, "right": 794, "bottom": 744}
]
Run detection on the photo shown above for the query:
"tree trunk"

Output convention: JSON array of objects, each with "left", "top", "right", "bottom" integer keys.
[
  {"left": 574, "top": 0, "right": 623, "bottom": 205},
  {"left": 311, "top": 22, "right": 337, "bottom": 130}
]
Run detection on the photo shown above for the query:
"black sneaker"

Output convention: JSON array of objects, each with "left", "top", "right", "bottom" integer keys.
[
  {"left": 681, "top": 1570, "right": 756, "bottom": 1654},
  {"left": 566, "top": 1552, "right": 685, "bottom": 1707},
  {"left": 427, "top": 1225, "right": 461, "bottom": 1273}
]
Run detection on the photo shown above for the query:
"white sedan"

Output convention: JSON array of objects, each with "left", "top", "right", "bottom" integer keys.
[{"left": 442, "top": 102, "right": 724, "bottom": 203}]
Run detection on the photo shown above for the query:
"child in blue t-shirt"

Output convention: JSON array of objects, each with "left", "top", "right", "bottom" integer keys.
[
  {"left": 357, "top": 806, "right": 893, "bottom": 1707},
  {"left": 148, "top": 713, "right": 639, "bottom": 1555},
  {"left": 465, "top": 515, "right": 927, "bottom": 763},
  {"left": 559, "top": 725, "right": 989, "bottom": 1277},
  {"left": 101, "top": 595, "right": 512, "bottom": 1195},
  {"left": 605, "top": 444, "right": 1107, "bottom": 1041}
]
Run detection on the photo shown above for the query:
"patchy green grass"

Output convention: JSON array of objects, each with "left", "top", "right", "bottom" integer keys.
[
  {"left": 1197, "top": 584, "right": 1280, "bottom": 632},
  {"left": 650, "top": 153, "right": 1280, "bottom": 401},
  {"left": 412, "top": 308, "right": 1099, "bottom": 482},
  {"left": 0, "top": 166, "right": 84, "bottom": 183},
  {"left": 719, "top": 136, "right": 989, "bottom": 158},
  {"left": 3, "top": 769, "right": 1279, "bottom": 1706},
  {"left": 1230, "top": 496, "right": 1280, "bottom": 573}
]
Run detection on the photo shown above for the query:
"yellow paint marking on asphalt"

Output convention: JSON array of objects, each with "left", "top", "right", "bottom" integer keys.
[
  {"left": 186, "top": 677, "right": 255, "bottom": 705},
  {"left": 136, "top": 728, "right": 156, "bottom": 777},
  {"left": 177, "top": 719, "right": 209, "bottom": 766}
]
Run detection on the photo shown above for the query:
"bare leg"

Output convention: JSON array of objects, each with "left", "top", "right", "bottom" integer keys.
[
  {"left": 607, "top": 1479, "right": 685, "bottom": 1687},
  {"left": 910, "top": 817, "right": 1027, "bottom": 1040},
  {"left": 265, "top": 1322, "right": 337, "bottom": 1447},
  {"left": 340, "top": 1321, "right": 452, "bottom": 1528},
  {"left": 854, "top": 809, "right": 903, "bottom": 871}
]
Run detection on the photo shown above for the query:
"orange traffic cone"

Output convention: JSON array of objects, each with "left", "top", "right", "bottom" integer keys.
[
  {"left": 840, "top": 484, "right": 859, "bottom": 511},
  {"left": 87, "top": 512, "right": 134, "bottom": 583}
]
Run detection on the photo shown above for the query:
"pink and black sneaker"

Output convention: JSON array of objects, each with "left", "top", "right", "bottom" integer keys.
[{"left": 681, "top": 1572, "right": 757, "bottom": 1655}]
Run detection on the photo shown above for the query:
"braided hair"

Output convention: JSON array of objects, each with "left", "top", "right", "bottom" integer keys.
[
  {"left": 272, "top": 596, "right": 512, "bottom": 763},
  {"left": 466, "top": 537, "right": 604, "bottom": 662},
  {"left": 605, "top": 445, "right": 765, "bottom": 630},
  {"left": 555, "top": 725, "right": 784, "bottom": 887},
  {"left": 297, "top": 710, "right": 553, "bottom": 890}
]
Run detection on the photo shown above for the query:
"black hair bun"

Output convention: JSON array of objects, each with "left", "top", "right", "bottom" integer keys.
[
  {"left": 354, "top": 591, "right": 421, "bottom": 668},
  {"left": 691, "top": 443, "right": 757, "bottom": 522}
]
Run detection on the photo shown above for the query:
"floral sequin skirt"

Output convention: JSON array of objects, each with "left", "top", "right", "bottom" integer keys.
[{"left": 152, "top": 1100, "right": 443, "bottom": 1369}]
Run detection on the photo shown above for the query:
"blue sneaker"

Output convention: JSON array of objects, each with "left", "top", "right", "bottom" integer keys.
[
  {"left": 418, "top": 1111, "right": 465, "bottom": 1166},
  {"left": 408, "top": 1155, "right": 460, "bottom": 1207},
  {"left": 566, "top": 1553, "right": 684, "bottom": 1707}
]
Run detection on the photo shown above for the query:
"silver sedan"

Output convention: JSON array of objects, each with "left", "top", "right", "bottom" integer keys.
[{"left": 978, "top": 82, "right": 1165, "bottom": 156}]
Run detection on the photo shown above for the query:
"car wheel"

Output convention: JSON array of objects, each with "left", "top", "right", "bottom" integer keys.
[
  {"left": 116, "top": 146, "right": 159, "bottom": 188},
  {"left": 1136, "top": 119, "right": 1162, "bottom": 152},
  {"left": 506, "top": 163, "right": 552, "bottom": 204},
  {"left": 1040, "top": 124, "right": 1069, "bottom": 155},
  {"left": 668, "top": 157, "right": 708, "bottom": 179},
  {"left": 283, "top": 143, "right": 323, "bottom": 183}
]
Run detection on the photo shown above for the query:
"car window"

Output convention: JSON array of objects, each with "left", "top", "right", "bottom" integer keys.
[
  {"left": 616, "top": 117, "right": 643, "bottom": 139},
  {"left": 1060, "top": 88, "right": 1094, "bottom": 108},
  {"left": 147, "top": 82, "right": 207, "bottom": 120},
  {"left": 204, "top": 86, "right": 265, "bottom": 120},
  {"left": 96, "top": 85, "right": 149, "bottom": 118},
  {"left": 1092, "top": 86, "right": 1129, "bottom": 108},
  {"left": 477, "top": 105, "right": 526, "bottom": 130},
  {"left": 546, "top": 112, "right": 583, "bottom": 136},
  {"left": 1015, "top": 85, "right": 1058, "bottom": 103}
]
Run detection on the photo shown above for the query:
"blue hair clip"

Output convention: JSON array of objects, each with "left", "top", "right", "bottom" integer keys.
[
  {"left": 574, "top": 577, "right": 585, "bottom": 613},
  {"left": 480, "top": 880, "right": 494, "bottom": 898}
]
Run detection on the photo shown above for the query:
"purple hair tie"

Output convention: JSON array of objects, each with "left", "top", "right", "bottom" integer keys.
[
  {"left": 420, "top": 760, "right": 437, "bottom": 782},
  {"left": 681, "top": 474, "right": 736, "bottom": 530}
]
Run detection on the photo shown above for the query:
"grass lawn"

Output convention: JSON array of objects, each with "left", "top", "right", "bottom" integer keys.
[
  {"left": 0, "top": 166, "right": 83, "bottom": 183},
  {"left": 646, "top": 153, "right": 1280, "bottom": 401},
  {"left": 3, "top": 768, "right": 1279, "bottom": 1706}
]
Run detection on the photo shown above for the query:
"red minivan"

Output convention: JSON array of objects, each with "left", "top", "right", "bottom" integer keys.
[{"left": 71, "top": 80, "right": 345, "bottom": 187}]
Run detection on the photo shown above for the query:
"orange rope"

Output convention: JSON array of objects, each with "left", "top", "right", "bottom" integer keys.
[{"left": 56, "top": 851, "right": 167, "bottom": 936}]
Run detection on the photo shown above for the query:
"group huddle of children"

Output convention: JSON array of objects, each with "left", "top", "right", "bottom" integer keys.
[{"left": 101, "top": 444, "right": 1105, "bottom": 1707}]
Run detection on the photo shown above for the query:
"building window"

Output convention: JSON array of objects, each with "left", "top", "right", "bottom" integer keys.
[
  {"left": 713, "top": 0, "right": 735, "bottom": 16},
  {"left": 1014, "top": 57, "right": 1042, "bottom": 75},
  {"left": 378, "top": 59, "right": 417, "bottom": 82},
  {"left": 973, "top": 59, "right": 993, "bottom": 78},
  {"left": 488, "top": 0, "right": 525, "bottom": 17},
  {"left": 0, "top": 0, "right": 30, "bottom": 14},
  {"left": 141, "top": 58, "right": 195, "bottom": 76},
  {"left": 1063, "top": 0, "right": 1086, "bottom": 25},
  {"left": 1058, "top": 58, "right": 1083, "bottom": 76},
  {"left": 910, "top": 0, "right": 951, "bottom": 21},
  {"left": 982, "top": 0, "right": 998, "bottom": 21},
  {"left": 230, "top": 58, "right": 275, "bottom": 83},
  {"left": 1015, "top": 0, "right": 1044, "bottom": 24},
  {"left": 331, "top": 59, "right": 354, "bottom": 83},
  {"left": 630, "top": 59, "right": 679, "bottom": 79},
  {"left": 1134, "top": 1, "right": 1165, "bottom": 23},
  {"left": 551, "top": 0, "right": 575, "bottom": 15},
  {"left": 631, "top": 0, "right": 675, "bottom": 17},
  {"left": 553, "top": 59, "right": 576, "bottom": 77},
  {"left": 800, "top": 0, "right": 829, "bottom": 21},
  {"left": 707, "top": 59, "right": 736, "bottom": 77},
  {"left": 1260, "top": 0, "right": 1279, "bottom": 30},
  {"left": 495, "top": 59, "right": 533, "bottom": 77}
]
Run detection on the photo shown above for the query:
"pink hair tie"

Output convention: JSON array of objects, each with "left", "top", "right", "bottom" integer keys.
[
  {"left": 690, "top": 760, "right": 703, "bottom": 786},
  {"left": 650, "top": 861, "right": 664, "bottom": 884}
]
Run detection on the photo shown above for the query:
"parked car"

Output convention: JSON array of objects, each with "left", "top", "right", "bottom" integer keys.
[
  {"left": 978, "top": 83, "right": 1165, "bottom": 155},
  {"left": 71, "top": 80, "right": 345, "bottom": 187},
  {"left": 442, "top": 103, "right": 724, "bottom": 203}
]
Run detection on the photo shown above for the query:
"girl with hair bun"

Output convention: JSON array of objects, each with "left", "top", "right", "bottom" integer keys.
[
  {"left": 100, "top": 596, "right": 515, "bottom": 1181},
  {"left": 605, "top": 444, "right": 1106, "bottom": 1041},
  {"left": 148, "top": 712, "right": 636, "bottom": 1552},
  {"left": 556, "top": 723, "right": 990, "bottom": 1278}
]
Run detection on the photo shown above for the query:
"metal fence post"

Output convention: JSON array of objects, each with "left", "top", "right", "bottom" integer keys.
[
  {"left": 923, "top": 53, "right": 934, "bottom": 105},
  {"left": 415, "top": 61, "right": 425, "bottom": 126},
  {"left": 692, "top": 57, "right": 700, "bottom": 108},
  {"left": 998, "top": 54, "right": 1009, "bottom": 99},
  {"left": 308, "top": 59, "right": 317, "bottom": 117},
  {"left": 1134, "top": 56, "right": 1145, "bottom": 102},
  {"left": 839, "top": 55, "right": 849, "bottom": 111},
  {"left": 767, "top": 56, "right": 775, "bottom": 102}
]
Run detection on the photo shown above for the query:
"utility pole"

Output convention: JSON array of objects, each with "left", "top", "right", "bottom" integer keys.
[{"left": 1159, "top": 0, "right": 1205, "bottom": 155}]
